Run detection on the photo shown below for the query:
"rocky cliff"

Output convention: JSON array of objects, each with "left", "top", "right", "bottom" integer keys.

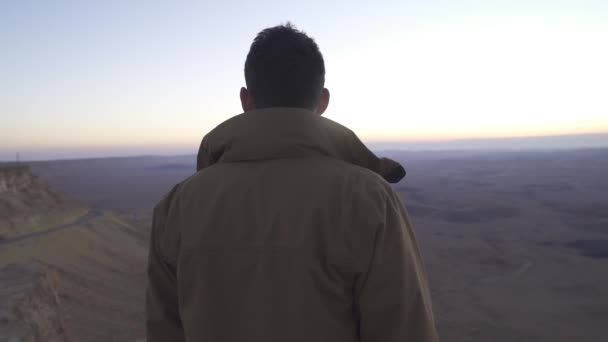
[
  {"left": 0, "top": 166, "right": 39, "bottom": 193},
  {"left": 0, "top": 262, "right": 67, "bottom": 341},
  {"left": 0, "top": 165, "right": 87, "bottom": 239}
]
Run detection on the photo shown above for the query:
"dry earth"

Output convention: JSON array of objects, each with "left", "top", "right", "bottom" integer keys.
[
  {"left": 0, "top": 166, "right": 147, "bottom": 341},
  {"left": 1, "top": 149, "right": 607, "bottom": 341}
]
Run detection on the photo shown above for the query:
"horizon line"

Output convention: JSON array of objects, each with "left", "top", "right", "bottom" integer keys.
[
  {"left": 2, "top": 132, "right": 608, "bottom": 163},
  {"left": 2, "top": 147, "right": 608, "bottom": 164}
]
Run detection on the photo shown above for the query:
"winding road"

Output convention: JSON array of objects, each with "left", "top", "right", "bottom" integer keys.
[{"left": 0, "top": 210, "right": 103, "bottom": 246}]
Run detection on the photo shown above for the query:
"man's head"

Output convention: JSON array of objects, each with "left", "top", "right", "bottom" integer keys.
[{"left": 241, "top": 23, "right": 330, "bottom": 114}]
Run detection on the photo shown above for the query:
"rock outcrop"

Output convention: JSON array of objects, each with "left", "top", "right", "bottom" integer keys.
[
  {"left": 0, "top": 165, "right": 87, "bottom": 239},
  {"left": 0, "top": 262, "right": 67, "bottom": 342},
  {"left": 0, "top": 166, "right": 39, "bottom": 194}
]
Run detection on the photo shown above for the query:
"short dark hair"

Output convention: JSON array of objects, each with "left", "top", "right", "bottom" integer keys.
[{"left": 244, "top": 23, "right": 325, "bottom": 110}]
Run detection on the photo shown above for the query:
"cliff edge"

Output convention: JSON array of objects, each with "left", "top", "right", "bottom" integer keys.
[
  {"left": 0, "top": 165, "right": 88, "bottom": 239},
  {"left": 0, "top": 262, "right": 67, "bottom": 341}
]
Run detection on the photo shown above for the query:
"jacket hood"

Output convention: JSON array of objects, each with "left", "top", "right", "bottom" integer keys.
[{"left": 196, "top": 107, "right": 405, "bottom": 183}]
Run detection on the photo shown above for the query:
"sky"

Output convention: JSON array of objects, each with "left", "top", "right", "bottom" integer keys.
[{"left": 1, "top": 0, "right": 608, "bottom": 160}]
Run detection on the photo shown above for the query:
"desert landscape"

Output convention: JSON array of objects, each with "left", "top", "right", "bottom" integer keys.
[
  {"left": 0, "top": 165, "right": 148, "bottom": 341},
  {"left": 1, "top": 148, "right": 607, "bottom": 341}
]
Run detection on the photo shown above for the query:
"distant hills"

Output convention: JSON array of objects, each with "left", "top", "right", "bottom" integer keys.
[
  {"left": 2, "top": 133, "right": 607, "bottom": 162},
  {"left": 369, "top": 133, "right": 608, "bottom": 151},
  {"left": 146, "top": 163, "right": 195, "bottom": 170}
]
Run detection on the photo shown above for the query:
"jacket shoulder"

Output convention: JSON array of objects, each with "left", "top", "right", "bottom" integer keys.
[{"left": 334, "top": 158, "right": 397, "bottom": 194}]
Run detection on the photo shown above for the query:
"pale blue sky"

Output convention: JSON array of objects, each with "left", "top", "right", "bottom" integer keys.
[{"left": 1, "top": 0, "right": 608, "bottom": 160}]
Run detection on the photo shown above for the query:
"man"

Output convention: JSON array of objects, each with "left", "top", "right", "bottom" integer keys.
[{"left": 147, "top": 23, "right": 439, "bottom": 342}]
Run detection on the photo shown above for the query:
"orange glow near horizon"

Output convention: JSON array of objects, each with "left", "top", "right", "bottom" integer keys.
[{"left": 2, "top": 3, "right": 608, "bottom": 159}]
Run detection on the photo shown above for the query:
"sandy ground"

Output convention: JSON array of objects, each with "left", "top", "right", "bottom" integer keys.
[{"left": 0, "top": 212, "right": 147, "bottom": 341}]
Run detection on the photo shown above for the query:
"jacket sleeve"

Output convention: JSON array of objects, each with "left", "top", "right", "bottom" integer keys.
[
  {"left": 354, "top": 189, "right": 439, "bottom": 342},
  {"left": 146, "top": 192, "right": 186, "bottom": 342},
  {"left": 331, "top": 125, "right": 406, "bottom": 183}
]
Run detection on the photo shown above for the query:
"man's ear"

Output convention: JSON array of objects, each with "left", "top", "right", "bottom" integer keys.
[
  {"left": 315, "top": 88, "right": 330, "bottom": 115},
  {"left": 240, "top": 87, "right": 255, "bottom": 112}
]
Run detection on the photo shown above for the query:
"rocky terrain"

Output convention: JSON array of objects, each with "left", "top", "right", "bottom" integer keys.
[
  {"left": 0, "top": 165, "right": 147, "bottom": 341},
  {"left": 0, "top": 262, "right": 65, "bottom": 341},
  {"left": 0, "top": 166, "right": 87, "bottom": 240}
]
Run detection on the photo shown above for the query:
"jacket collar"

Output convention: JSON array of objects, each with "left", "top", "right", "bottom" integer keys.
[{"left": 196, "top": 107, "right": 405, "bottom": 183}]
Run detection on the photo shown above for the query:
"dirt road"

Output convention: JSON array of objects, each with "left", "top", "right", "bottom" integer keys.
[{"left": 0, "top": 210, "right": 102, "bottom": 246}]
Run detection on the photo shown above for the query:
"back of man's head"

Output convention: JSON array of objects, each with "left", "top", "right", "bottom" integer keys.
[{"left": 244, "top": 23, "right": 326, "bottom": 110}]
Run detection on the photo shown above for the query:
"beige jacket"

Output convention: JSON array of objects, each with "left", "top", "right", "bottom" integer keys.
[{"left": 146, "top": 107, "right": 438, "bottom": 342}]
